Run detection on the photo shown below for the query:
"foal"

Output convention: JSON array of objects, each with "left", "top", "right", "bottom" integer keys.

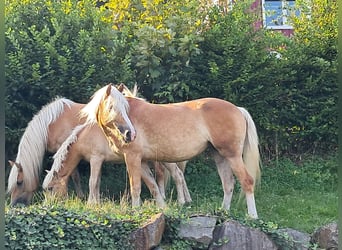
[{"left": 43, "top": 123, "right": 192, "bottom": 206}]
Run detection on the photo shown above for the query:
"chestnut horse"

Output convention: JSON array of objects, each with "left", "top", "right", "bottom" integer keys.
[
  {"left": 42, "top": 122, "right": 191, "bottom": 206},
  {"left": 81, "top": 84, "right": 261, "bottom": 218},
  {"left": 7, "top": 98, "right": 85, "bottom": 206}
]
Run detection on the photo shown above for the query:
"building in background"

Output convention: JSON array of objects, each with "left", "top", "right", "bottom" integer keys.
[{"left": 211, "top": 0, "right": 300, "bottom": 37}]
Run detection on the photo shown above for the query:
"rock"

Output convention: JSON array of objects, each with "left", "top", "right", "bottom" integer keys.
[
  {"left": 311, "top": 222, "right": 338, "bottom": 249},
  {"left": 209, "top": 220, "right": 278, "bottom": 250},
  {"left": 276, "top": 228, "right": 311, "bottom": 250},
  {"left": 178, "top": 215, "right": 218, "bottom": 247},
  {"left": 130, "top": 212, "right": 165, "bottom": 250}
]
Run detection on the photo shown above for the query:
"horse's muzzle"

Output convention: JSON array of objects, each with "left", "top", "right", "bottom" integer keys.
[
  {"left": 118, "top": 126, "right": 136, "bottom": 143},
  {"left": 11, "top": 197, "right": 29, "bottom": 207}
]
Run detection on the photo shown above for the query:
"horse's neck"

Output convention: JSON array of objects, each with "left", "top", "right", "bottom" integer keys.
[{"left": 10, "top": 98, "right": 78, "bottom": 192}]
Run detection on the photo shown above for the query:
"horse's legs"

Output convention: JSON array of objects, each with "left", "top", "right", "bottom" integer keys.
[
  {"left": 176, "top": 161, "right": 187, "bottom": 172},
  {"left": 163, "top": 162, "right": 192, "bottom": 204},
  {"left": 55, "top": 149, "right": 83, "bottom": 198},
  {"left": 141, "top": 162, "right": 166, "bottom": 208},
  {"left": 175, "top": 161, "right": 191, "bottom": 203},
  {"left": 154, "top": 162, "right": 167, "bottom": 199},
  {"left": 176, "top": 161, "right": 192, "bottom": 203},
  {"left": 70, "top": 168, "right": 84, "bottom": 199},
  {"left": 225, "top": 155, "right": 257, "bottom": 219},
  {"left": 124, "top": 155, "right": 142, "bottom": 207},
  {"left": 88, "top": 157, "right": 104, "bottom": 204},
  {"left": 213, "top": 152, "right": 235, "bottom": 211}
]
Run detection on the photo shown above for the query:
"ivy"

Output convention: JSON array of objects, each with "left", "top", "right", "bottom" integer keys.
[{"left": 5, "top": 205, "right": 136, "bottom": 249}]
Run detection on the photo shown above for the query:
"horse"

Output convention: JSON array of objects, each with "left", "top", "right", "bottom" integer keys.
[
  {"left": 7, "top": 88, "right": 190, "bottom": 206},
  {"left": 42, "top": 121, "right": 192, "bottom": 206},
  {"left": 7, "top": 97, "right": 86, "bottom": 206},
  {"left": 81, "top": 83, "right": 261, "bottom": 218}
]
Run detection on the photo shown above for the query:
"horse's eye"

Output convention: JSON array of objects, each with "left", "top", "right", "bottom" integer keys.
[{"left": 17, "top": 180, "right": 23, "bottom": 186}]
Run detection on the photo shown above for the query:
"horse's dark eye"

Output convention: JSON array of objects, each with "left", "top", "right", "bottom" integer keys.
[{"left": 17, "top": 181, "right": 23, "bottom": 186}]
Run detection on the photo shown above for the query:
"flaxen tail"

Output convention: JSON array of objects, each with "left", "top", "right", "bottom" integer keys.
[{"left": 238, "top": 107, "right": 261, "bottom": 188}]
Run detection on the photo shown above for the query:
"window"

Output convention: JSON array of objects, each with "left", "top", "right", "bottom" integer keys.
[{"left": 263, "top": 0, "right": 299, "bottom": 29}]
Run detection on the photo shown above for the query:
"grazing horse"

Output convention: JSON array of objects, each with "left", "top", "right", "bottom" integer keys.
[
  {"left": 42, "top": 122, "right": 192, "bottom": 206},
  {"left": 81, "top": 84, "right": 261, "bottom": 218},
  {"left": 7, "top": 98, "right": 86, "bottom": 206}
]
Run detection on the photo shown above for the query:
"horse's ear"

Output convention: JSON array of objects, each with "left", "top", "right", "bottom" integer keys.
[
  {"left": 117, "top": 83, "right": 124, "bottom": 92},
  {"left": 105, "top": 84, "right": 112, "bottom": 97},
  {"left": 9, "top": 160, "right": 22, "bottom": 171}
]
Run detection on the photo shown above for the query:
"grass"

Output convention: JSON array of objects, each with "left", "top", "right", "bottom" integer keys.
[
  {"left": 177, "top": 153, "right": 338, "bottom": 233},
  {"left": 5, "top": 154, "right": 338, "bottom": 235},
  {"left": 256, "top": 189, "right": 337, "bottom": 233}
]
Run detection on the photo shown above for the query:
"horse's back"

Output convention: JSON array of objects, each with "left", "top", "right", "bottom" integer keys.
[
  {"left": 126, "top": 97, "right": 246, "bottom": 161},
  {"left": 71, "top": 123, "right": 124, "bottom": 163},
  {"left": 47, "top": 102, "right": 85, "bottom": 152}
]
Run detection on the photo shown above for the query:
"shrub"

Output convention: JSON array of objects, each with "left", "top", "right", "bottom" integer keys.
[
  {"left": 5, "top": 0, "right": 337, "bottom": 162},
  {"left": 5, "top": 0, "right": 134, "bottom": 157}
]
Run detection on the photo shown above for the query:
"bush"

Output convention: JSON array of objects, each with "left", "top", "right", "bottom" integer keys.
[
  {"left": 5, "top": 0, "right": 337, "bottom": 162},
  {"left": 5, "top": 0, "right": 134, "bottom": 157},
  {"left": 189, "top": 1, "right": 337, "bottom": 157},
  {"left": 104, "top": 0, "right": 206, "bottom": 102}
]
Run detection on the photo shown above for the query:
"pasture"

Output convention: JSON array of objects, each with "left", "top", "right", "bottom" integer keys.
[
  {"left": 6, "top": 153, "right": 337, "bottom": 233},
  {"left": 5, "top": 153, "right": 337, "bottom": 249}
]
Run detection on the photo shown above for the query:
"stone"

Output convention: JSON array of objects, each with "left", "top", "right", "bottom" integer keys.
[
  {"left": 311, "top": 222, "right": 338, "bottom": 249},
  {"left": 276, "top": 228, "right": 311, "bottom": 250},
  {"left": 178, "top": 215, "right": 218, "bottom": 246},
  {"left": 209, "top": 220, "right": 278, "bottom": 250},
  {"left": 130, "top": 212, "right": 165, "bottom": 250}
]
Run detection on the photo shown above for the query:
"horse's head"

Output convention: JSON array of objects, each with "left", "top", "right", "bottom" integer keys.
[
  {"left": 44, "top": 170, "right": 68, "bottom": 198},
  {"left": 8, "top": 161, "right": 34, "bottom": 206},
  {"left": 81, "top": 83, "right": 136, "bottom": 144}
]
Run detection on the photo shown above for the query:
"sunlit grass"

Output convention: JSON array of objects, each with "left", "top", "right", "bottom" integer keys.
[{"left": 5, "top": 155, "right": 337, "bottom": 234}]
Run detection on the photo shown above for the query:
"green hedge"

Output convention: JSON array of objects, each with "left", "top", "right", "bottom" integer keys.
[
  {"left": 5, "top": 0, "right": 337, "bottom": 162},
  {"left": 5, "top": 0, "right": 134, "bottom": 156}
]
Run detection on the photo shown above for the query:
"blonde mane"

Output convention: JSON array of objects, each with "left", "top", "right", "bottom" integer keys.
[
  {"left": 80, "top": 84, "right": 129, "bottom": 124},
  {"left": 7, "top": 97, "right": 75, "bottom": 193},
  {"left": 80, "top": 83, "right": 136, "bottom": 139},
  {"left": 120, "top": 84, "right": 146, "bottom": 101},
  {"left": 42, "top": 124, "right": 87, "bottom": 189}
]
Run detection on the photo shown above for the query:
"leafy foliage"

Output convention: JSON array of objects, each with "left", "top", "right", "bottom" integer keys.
[
  {"left": 5, "top": 0, "right": 337, "bottom": 160},
  {"left": 104, "top": 0, "right": 206, "bottom": 102},
  {"left": 5, "top": 0, "right": 134, "bottom": 157},
  {"left": 5, "top": 203, "right": 313, "bottom": 249},
  {"left": 5, "top": 205, "right": 136, "bottom": 249}
]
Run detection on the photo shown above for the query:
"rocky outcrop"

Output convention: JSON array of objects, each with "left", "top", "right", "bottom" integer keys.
[
  {"left": 178, "top": 215, "right": 218, "bottom": 247},
  {"left": 276, "top": 228, "right": 311, "bottom": 250},
  {"left": 209, "top": 220, "right": 278, "bottom": 250},
  {"left": 311, "top": 222, "right": 338, "bottom": 249},
  {"left": 129, "top": 214, "right": 338, "bottom": 250},
  {"left": 130, "top": 212, "right": 165, "bottom": 250}
]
